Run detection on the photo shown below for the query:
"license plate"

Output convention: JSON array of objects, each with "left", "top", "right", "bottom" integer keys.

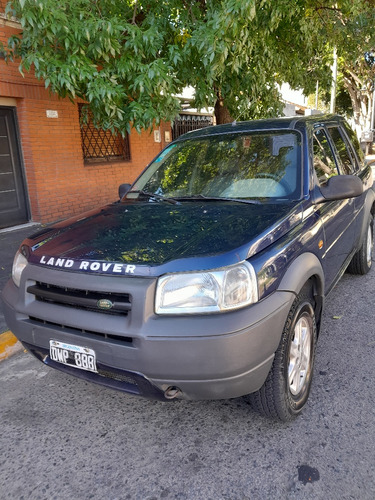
[{"left": 49, "top": 340, "right": 97, "bottom": 373}]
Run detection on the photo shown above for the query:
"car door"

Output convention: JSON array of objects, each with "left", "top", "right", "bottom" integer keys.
[
  {"left": 326, "top": 124, "right": 365, "bottom": 242},
  {"left": 340, "top": 121, "right": 372, "bottom": 215},
  {"left": 312, "top": 126, "right": 356, "bottom": 290}
]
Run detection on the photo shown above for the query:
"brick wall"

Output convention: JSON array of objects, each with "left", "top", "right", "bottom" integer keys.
[{"left": 0, "top": 3, "right": 171, "bottom": 224}]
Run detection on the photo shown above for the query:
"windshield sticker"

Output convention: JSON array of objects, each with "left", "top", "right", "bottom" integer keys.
[
  {"left": 37, "top": 255, "right": 136, "bottom": 274},
  {"left": 154, "top": 144, "right": 177, "bottom": 162},
  {"left": 31, "top": 236, "right": 55, "bottom": 252},
  {"left": 272, "top": 134, "right": 297, "bottom": 155}
]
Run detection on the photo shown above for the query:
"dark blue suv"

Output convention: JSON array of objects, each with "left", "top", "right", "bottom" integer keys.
[{"left": 2, "top": 114, "right": 374, "bottom": 421}]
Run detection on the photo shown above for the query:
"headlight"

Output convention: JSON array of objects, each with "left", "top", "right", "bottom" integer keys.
[
  {"left": 12, "top": 251, "right": 28, "bottom": 287},
  {"left": 155, "top": 262, "right": 258, "bottom": 315}
]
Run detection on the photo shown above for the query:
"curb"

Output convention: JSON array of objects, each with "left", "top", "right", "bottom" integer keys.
[{"left": 0, "top": 330, "right": 23, "bottom": 361}]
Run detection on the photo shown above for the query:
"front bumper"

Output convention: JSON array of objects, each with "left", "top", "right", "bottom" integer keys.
[{"left": 2, "top": 264, "right": 295, "bottom": 400}]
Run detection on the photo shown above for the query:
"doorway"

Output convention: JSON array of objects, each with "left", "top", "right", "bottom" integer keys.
[{"left": 0, "top": 107, "right": 28, "bottom": 229}]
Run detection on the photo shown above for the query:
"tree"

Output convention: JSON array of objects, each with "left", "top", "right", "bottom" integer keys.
[
  {"left": 340, "top": 49, "right": 375, "bottom": 137},
  {"left": 2, "top": 0, "right": 374, "bottom": 132},
  {"left": 307, "top": 75, "right": 355, "bottom": 121},
  {"left": 312, "top": 4, "right": 375, "bottom": 136}
]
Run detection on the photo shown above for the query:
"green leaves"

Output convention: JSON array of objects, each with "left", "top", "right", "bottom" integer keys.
[{"left": 4, "top": 0, "right": 375, "bottom": 131}]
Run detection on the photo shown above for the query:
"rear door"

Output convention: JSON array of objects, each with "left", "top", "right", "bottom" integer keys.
[{"left": 0, "top": 107, "right": 28, "bottom": 229}]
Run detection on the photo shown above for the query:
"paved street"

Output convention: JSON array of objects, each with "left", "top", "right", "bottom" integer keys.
[{"left": 1, "top": 266, "right": 375, "bottom": 499}]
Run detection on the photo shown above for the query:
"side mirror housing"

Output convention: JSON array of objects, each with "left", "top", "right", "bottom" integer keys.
[
  {"left": 313, "top": 175, "right": 363, "bottom": 204},
  {"left": 119, "top": 183, "right": 131, "bottom": 199}
]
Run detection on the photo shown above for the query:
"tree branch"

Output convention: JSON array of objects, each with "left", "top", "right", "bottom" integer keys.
[
  {"left": 343, "top": 67, "right": 365, "bottom": 88},
  {"left": 132, "top": 0, "right": 138, "bottom": 25},
  {"left": 314, "top": 5, "right": 347, "bottom": 26},
  {"left": 95, "top": 0, "right": 103, "bottom": 19}
]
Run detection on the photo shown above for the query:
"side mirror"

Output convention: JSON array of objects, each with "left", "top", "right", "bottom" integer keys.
[
  {"left": 119, "top": 183, "right": 131, "bottom": 199},
  {"left": 313, "top": 175, "right": 363, "bottom": 204}
]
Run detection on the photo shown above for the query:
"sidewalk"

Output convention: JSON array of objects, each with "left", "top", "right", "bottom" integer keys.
[{"left": 0, "top": 223, "right": 40, "bottom": 359}]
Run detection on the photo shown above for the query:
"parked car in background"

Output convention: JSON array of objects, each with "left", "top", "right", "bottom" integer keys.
[{"left": 2, "top": 115, "right": 374, "bottom": 421}]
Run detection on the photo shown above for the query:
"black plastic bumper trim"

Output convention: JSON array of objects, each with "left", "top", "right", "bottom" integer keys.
[{"left": 22, "top": 342, "right": 168, "bottom": 401}]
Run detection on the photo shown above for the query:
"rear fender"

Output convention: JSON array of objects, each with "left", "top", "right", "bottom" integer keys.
[{"left": 357, "top": 188, "right": 375, "bottom": 246}]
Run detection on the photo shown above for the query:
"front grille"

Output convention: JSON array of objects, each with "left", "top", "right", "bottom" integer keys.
[
  {"left": 27, "top": 282, "right": 131, "bottom": 316},
  {"left": 27, "top": 316, "right": 134, "bottom": 346}
]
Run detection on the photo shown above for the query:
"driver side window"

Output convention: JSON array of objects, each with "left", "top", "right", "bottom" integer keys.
[{"left": 313, "top": 129, "right": 339, "bottom": 185}]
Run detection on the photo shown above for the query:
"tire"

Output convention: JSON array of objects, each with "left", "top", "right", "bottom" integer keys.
[
  {"left": 249, "top": 292, "right": 317, "bottom": 422},
  {"left": 347, "top": 216, "right": 373, "bottom": 275}
]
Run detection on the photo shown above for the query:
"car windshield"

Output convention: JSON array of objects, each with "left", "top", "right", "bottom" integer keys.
[{"left": 129, "top": 131, "right": 302, "bottom": 202}]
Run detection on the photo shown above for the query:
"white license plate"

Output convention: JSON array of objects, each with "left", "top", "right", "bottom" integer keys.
[{"left": 49, "top": 340, "right": 97, "bottom": 373}]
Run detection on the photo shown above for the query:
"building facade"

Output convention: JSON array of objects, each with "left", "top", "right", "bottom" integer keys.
[{"left": 0, "top": 4, "right": 172, "bottom": 229}]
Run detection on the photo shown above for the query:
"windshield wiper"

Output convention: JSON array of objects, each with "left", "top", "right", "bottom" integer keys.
[
  {"left": 175, "top": 195, "right": 262, "bottom": 205},
  {"left": 128, "top": 190, "right": 180, "bottom": 205}
]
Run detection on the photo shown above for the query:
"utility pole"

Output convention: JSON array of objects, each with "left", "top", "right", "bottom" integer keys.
[
  {"left": 330, "top": 47, "right": 337, "bottom": 114},
  {"left": 315, "top": 81, "right": 319, "bottom": 110},
  {"left": 369, "top": 85, "right": 375, "bottom": 156}
]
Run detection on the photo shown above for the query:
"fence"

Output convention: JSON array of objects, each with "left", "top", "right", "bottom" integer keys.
[{"left": 172, "top": 114, "right": 214, "bottom": 140}]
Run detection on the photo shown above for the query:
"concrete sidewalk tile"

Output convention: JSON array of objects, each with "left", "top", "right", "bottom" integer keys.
[{"left": 0, "top": 330, "right": 23, "bottom": 361}]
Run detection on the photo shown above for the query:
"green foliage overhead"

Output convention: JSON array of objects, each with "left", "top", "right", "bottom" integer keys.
[{"left": 2, "top": 0, "right": 375, "bottom": 132}]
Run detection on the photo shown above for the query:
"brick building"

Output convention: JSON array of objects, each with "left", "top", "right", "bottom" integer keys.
[{"left": 0, "top": 3, "right": 174, "bottom": 229}]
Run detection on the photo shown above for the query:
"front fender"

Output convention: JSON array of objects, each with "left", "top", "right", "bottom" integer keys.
[
  {"left": 277, "top": 252, "right": 324, "bottom": 297},
  {"left": 277, "top": 252, "right": 325, "bottom": 333}
]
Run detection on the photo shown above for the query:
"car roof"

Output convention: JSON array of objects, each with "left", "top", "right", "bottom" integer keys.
[{"left": 175, "top": 114, "right": 345, "bottom": 141}]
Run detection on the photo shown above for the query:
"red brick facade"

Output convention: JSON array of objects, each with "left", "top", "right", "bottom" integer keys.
[{"left": 0, "top": 3, "right": 171, "bottom": 225}]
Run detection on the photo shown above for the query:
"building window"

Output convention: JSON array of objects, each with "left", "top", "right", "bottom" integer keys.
[
  {"left": 78, "top": 104, "right": 131, "bottom": 163},
  {"left": 172, "top": 113, "right": 214, "bottom": 140}
]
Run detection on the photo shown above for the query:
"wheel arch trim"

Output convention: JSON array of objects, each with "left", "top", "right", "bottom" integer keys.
[
  {"left": 277, "top": 252, "right": 324, "bottom": 297},
  {"left": 358, "top": 189, "right": 375, "bottom": 246},
  {"left": 277, "top": 252, "right": 324, "bottom": 332}
]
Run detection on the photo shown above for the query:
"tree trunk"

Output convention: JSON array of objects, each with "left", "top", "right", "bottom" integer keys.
[
  {"left": 214, "top": 97, "right": 234, "bottom": 124},
  {"left": 342, "top": 69, "right": 372, "bottom": 140}
]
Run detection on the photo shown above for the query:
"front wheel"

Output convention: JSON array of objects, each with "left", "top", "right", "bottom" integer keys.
[{"left": 249, "top": 294, "right": 317, "bottom": 422}]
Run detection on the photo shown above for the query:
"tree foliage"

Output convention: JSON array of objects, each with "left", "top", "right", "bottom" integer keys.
[
  {"left": 2, "top": 0, "right": 375, "bottom": 132},
  {"left": 308, "top": 3, "right": 375, "bottom": 134}
]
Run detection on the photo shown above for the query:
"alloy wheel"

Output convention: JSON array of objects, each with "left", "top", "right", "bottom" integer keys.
[{"left": 288, "top": 313, "right": 312, "bottom": 396}]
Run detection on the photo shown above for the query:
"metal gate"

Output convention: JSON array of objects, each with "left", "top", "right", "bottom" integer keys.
[
  {"left": 0, "top": 107, "right": 28, "bottom": 229},
  {"left": 172, "top": 113, "right": 214, "bottom": 140}
]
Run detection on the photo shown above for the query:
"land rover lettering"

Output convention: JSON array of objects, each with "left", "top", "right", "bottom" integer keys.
[{"left": 37, "top": 256, "right": 136, "bottom": 274}]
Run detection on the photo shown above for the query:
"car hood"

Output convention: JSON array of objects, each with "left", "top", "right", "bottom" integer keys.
[{"left": 25, "top": 200, "right": 302, "bottom": 276}]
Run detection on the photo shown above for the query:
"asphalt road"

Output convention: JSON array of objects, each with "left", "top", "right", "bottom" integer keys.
[{"left": 1, "top": 265, "right": 375, "bottom": 500}]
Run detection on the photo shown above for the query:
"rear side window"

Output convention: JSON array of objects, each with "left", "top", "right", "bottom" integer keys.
[
  {"left": 343, "top": 122, "right": 365, "bottom": 165},
  {"left": 313, "top": 129, "right": 338, "bottom": 185},
  {"left": 327, "top": 127, "right": 356, "bottom": 175}
]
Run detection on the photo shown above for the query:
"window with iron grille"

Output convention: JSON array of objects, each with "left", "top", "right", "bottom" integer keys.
[
  {"left": 172, "top": 113, "right": 214, "bottom": 140},
  {"left": 78, "top": 104, "right": 131, "bottom": 163}
]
